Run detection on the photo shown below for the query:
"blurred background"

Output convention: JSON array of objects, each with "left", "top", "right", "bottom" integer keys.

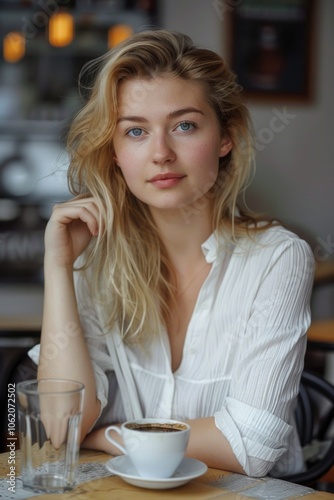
[{"left": 0, "top": 0, "right": 333, "bottom": 450}]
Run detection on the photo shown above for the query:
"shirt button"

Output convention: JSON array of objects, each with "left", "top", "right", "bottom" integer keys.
[
  {"left": 202, "top": 302, "right": 209, "bottom": 310},
  {"left": 189, "top": 348, "right": 196, "bottom": 355}
]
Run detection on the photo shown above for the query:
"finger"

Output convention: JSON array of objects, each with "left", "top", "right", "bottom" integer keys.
[
  {"left": 55, "top": 198, "right": 103, "bottom": 229},
  {"left": 52, "top": 204, "right": 100, "bottom": 237}
]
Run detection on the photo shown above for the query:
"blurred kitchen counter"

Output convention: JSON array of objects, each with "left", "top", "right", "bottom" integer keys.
[{"left": 0, "top": 283, "right": 43, "bottom": 332}]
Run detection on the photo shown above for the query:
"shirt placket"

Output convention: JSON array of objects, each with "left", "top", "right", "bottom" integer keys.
[{"left": 154, "top": 330, "right": 175, "bottom": 418}]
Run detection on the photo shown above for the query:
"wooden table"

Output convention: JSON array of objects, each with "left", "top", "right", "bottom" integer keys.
[
  {"left": 308, "top": 320, "right": 334, "bottom": 349},
  {"left": 1, "top": 449, "right": 334, "bottom": 500},
  {"left": 314, "top": 260, "right": 334, "bottom": 286},
  {"left": 308, "top": 260, "right": 334, "bottom": 382}
]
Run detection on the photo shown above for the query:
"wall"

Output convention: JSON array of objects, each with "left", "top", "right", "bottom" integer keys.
[{"left": 159, "top": 0, "right": 334, "bottom": 260}]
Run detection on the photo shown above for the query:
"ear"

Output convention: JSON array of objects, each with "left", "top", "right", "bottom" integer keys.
[{"left": 219, "top": 135, "right": 233, "bottom": 158}]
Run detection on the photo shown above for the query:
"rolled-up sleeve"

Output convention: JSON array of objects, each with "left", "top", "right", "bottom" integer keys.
[
  {"left": 215, "top": 399, "right": 292, "bottom": 476},
  {"left": 214, "top": 236, "right": 314, "bottom": 477}
]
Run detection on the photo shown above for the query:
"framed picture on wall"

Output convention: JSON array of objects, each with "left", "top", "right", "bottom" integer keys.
[{"left": 228, "top": 0, "right": 315, "bottom": 101}]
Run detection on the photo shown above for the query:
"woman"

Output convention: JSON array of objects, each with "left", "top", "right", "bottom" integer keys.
[{"left": 30, "top": 29, "right": 314, "bottom": 478}]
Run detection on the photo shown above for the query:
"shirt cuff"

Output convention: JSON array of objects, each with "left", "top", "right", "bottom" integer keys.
[{"left": 214, "top": 397, "right": 292, "bottom": 477}]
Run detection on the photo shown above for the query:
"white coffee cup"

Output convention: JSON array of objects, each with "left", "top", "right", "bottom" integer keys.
[{"left": 105, "top": 418, "right": 190, "bottom": 478}]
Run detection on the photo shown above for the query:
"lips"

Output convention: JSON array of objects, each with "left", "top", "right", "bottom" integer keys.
[
  {"left": 149, "top": 173, "right": 185, "bottom": 182},
  {"left": 148, "top": 173, "right": 186, "bottom": 189}
]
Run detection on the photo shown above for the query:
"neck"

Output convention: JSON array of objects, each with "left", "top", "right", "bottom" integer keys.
[{"left": 150, "top": 206, "right": 213, "bottom": 269}]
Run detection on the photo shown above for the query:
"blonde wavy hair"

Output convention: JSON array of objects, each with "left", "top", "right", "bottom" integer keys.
[{"left": 67, "top": 29, "right": 272, "bottom": 343}]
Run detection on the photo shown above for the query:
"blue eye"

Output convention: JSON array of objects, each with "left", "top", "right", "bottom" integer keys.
[
  {"left": 177, "top": 122, "right": 195, "bottom": 132},
  {"left": 127, "top": 127, "right": 143, "bottom": 137}
]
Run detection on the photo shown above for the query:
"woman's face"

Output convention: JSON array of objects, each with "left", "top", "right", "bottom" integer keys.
[{"left": 113, "top": 75, "right": 232, "bottom": 219}]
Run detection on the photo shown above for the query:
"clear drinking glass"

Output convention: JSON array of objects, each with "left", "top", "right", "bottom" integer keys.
[{"left": 17, "top": 378, "right": 84, "bottom": 493}]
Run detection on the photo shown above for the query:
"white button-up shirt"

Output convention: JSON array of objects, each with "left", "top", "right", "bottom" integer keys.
[{"left": 29, "top": 225, "right": 314, "bottom": 478}]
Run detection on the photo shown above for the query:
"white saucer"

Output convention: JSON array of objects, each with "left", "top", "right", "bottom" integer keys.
[{"left": 105, "top": 455, "right": 208, "bottom": 490}]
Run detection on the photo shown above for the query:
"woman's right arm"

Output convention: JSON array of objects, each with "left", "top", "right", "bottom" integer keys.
[{"left": 38, "top": 197, "right": 102, "bottom": 439}]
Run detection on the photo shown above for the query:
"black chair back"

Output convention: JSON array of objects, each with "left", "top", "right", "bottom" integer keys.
[{"left": 283, "top": 370, "right": 334, "bottom": 488}]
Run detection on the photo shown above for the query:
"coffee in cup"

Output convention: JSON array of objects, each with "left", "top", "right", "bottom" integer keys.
[
  {"left": 125, "top": 422, "right": 186, "bottom": 433},
  {"left": 105, "top": 418, "right": 190, "bottom": 479}
]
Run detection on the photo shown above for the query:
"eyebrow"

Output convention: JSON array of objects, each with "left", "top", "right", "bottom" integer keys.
[{"left": 117, "top": 107, "right": 205, "bottom": 123}]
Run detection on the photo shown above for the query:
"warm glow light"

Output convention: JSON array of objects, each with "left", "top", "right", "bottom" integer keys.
[
  {"left": 49, "top": 12, "right": 74, "bottom": 47},
  {"left": 108, "top": 24, "right": 133, "bottom": 48},
  {"left": 3, "top": 32, "right": 25, "bottom": 63}
]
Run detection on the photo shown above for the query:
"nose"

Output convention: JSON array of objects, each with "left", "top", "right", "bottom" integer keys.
[{"left": 151, "top": 134, "right": 176, "bottom": 166}]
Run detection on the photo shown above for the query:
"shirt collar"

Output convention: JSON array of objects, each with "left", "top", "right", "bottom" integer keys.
[
  {"left": 201, "top": 232, "right": 236, "bottom": 263},
  {"left": 201, "top": 233, "right": 219, "bottom": 263}
]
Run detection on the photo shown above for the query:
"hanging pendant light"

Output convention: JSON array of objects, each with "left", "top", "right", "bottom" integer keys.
[
  {"left": 3, "top": 32, "right": 25, "bottom": 63},
  {"left": 108, "top": 24, "right": 133, "bottom": 48},
  {"left": 49, "top": 12, "right": 74, "bottom": 48}
]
